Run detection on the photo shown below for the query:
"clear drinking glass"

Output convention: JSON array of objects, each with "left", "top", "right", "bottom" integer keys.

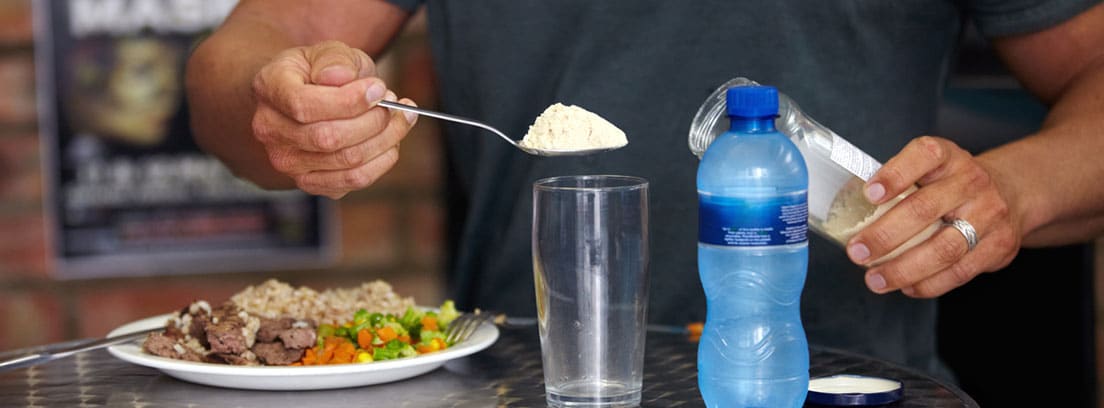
[{"left": 532, "top": 175, "right": 650, "bottom": 408}]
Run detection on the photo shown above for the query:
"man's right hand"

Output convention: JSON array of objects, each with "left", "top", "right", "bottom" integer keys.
[{"left": 250, "top": 40, "right": 417, "bottom": 199}]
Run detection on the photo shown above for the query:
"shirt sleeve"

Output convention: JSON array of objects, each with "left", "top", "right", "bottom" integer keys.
[
  {"left": 963, "top": 0, "right": 1100, "bottom": 37},
  {"left": 383, "top": 0, "right": 423, "bottom": 14}
]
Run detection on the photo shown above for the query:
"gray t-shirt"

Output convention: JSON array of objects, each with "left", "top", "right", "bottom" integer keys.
[{"left": 384, "top": 0, "right": 1096, "bottom": 378}]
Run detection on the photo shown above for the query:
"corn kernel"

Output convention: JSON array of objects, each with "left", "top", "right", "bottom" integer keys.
[{"left": 356, "top": 350, "right": 373, "bottom": 363}]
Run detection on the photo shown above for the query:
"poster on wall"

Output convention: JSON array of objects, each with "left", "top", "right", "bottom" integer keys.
[{"left": 33, "top": 0, "right": 338, "bottom": 278}]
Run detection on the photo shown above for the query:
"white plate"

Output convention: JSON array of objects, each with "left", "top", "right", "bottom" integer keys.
[{"left": 107, "top": 313, "right": 499, "bottom": 390}]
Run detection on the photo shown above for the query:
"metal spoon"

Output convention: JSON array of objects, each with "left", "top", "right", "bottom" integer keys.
[{"left": 378, "top": 100, "right": 621, "bottom": 156}]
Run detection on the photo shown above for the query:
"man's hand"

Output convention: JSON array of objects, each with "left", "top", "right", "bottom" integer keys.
[
  {"left": 250, "top": 40, "right": 417, "bottom": 199},
  {"left": 844, "top": 136, "right": 1024, "bottom": 297}
]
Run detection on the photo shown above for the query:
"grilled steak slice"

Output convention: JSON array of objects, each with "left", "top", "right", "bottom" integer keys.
[
  {"left": 278, "top": 327, "right": 317, "bottom": 350},
  {"left": 256, "top": 318, "right": 294, "bottom": 343},
  {"left": 251, "top": 342, "right": 306, "bottom": 365},
  {"left": 142, "top": 332, "right": 204, "bottom": 362},
  {"left": 207, "top": 318, "right": 248, "bottom": 354},
  {"left": 210, "top": 351, "right": 258, "bottom": 366}
]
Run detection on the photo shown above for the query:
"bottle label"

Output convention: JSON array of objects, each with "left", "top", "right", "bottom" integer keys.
[
  {"left": 699, "top": 193, "right": 808, "bottom": 246},
  {"left": 829, "top": 136, "right": 881, "bottom": 181}
]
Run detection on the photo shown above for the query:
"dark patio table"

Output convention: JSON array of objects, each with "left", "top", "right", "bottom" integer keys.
[{"left": 0, "top": 324, "right": 977, "bottom": 407}]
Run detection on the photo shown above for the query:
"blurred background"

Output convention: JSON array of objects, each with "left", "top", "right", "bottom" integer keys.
[
  {"left": 0, "top": 1, "right": 446, "bottom": 346},
  {"left": 0, "top": 1, "right": 1099, "bottom": 407}
]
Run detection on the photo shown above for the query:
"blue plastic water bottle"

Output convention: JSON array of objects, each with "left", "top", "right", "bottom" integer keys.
[{"left": 696, "top": 85, "right": 810, "bottom": 408}]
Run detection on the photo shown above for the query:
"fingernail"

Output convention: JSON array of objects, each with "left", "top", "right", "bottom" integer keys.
[
  {"left": 384, "top": 91, "right": 397, "bottom": 102},
  {"left": 865, "top": 183, "right": 886, "bottom": 203},
  {"left": 365, "top": 82, "right": 386, "bottom": 103},
  {"left": 848, "top": 243, "right": 870, "bottom": 262},
  {"left": 901, "top": 287, "right": 916, "bottom": 297},
  {"left": 403, "top": 110, "right": 417, "bottom": 125},
  {"left": 866, "top": 273, "right": 886, "bottom": 292}
]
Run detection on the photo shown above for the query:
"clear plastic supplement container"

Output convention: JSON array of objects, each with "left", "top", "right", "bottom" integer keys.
[{"left": 689, "top": 78, "right": 939, "bottom": 265}]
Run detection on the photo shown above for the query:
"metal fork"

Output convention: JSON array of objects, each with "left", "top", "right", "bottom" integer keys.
[
  {"left": 443, "top": 310, "right": 497, "bottom": 344},
  {"left": 0, "top": 326, "right": 162, "bottom": 372}
]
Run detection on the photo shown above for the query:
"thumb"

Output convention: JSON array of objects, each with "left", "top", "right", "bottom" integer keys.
[{"left": 305, "top": 41, "right": 377, "bottom": 86}]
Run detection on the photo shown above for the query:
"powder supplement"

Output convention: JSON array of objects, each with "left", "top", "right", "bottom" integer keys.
[
  {"left": 819, "top": 181, "right": 939, "bottom": 265},
  {"left": 519, "top": 103, "right": 628, "bottom": 151}
]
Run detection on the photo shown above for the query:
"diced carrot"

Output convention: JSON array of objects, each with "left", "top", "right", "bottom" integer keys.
[
  {"left": 376, "top": 326, "right": 398, "bottom": 342},
  {"left": 398, "top": 334, "right": 411, "bottom": 344},
  {"left": 323, "top": 336, "right": 341, "bottom": 348},
  {"left": 433, "top": 337, "right": 447, "bottom": 350},
  {"left": 320, "top": 342, "right": 337, "bottom": 364},
  {"left": 340, "top": 341, "right": 355, "bottom": 354},
  {"left": 357, "top": 329, "right": 373, "bottom": 349},
  {"left": 301, "top": 348, "right": 318, "bottom": 365},
  {"left": 421, "top": 316, "right": 439, "bottom": 331}
]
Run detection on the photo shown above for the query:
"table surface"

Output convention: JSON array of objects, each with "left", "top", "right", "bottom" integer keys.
[{"left": 0, "top": 324, "right": 977, "bottom": 407}]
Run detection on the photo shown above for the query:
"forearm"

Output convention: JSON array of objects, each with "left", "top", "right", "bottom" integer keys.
[
  {"left": 186, "top": 19, "right": 297, "bottom": 189},
  {"left": 977, "top": 58, "right": 1104, "bottom": 246}
]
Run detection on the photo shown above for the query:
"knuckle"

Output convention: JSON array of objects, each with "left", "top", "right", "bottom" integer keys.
[
  {"left": 965, "top": 165, "right": 992, "bottom": 191},
  {"left": 904, "top": 193, "right": 941, "bottom": 221},
  {"left": 990, "top": 197, "right": 1010, "bottom": 222},
  {"left": 864, "top": 225, "right": 896, "bottom": 254},
  {"left": 989, "top": 231, "right": 1018, "bottom": 257},
  {"left": 881, "top": 165, "right": 908, "bottom": 190},
  {"left": 913, "top": 136, "right": 947, "bottom": 163},
  {"left": 285, "top": 94, "right": 313, "bottom": 124},
  {"left": 911, "top": 284, "right": 941, "bottom": 299},
  {"left": 947, "top": 262, "right": 975, "bottom": 287},
  {"left": 337, "top": 145, "right": 366, "bottom": 168},
  {"left": 267, "top": 150, "right": 296, "bottom": 174},
  {"left": 251, "top": 113, "right": 276, "bottom": 144},
  {"left": 367, "top": 108, "right": 391, "bottom": 131},
  {"left": 293, "top": 176, "right": 318, "bottom": 195},
  {"left": 250, "top": 72, "right": 268, "bottom": 99},
  {"left": 308, "top": 122, "right": 341, "bottom": 151},
  {"left": 932, "top": 233, "right": 965, "bottom": 265},
  {"left": 343, "top": 168, "right": 377, "bottom": 189},
  {"left": 877, "top": 265, "right": 906, "bottom": 288}
]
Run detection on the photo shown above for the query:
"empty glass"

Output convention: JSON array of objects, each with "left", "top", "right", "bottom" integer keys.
[{"left": 532, "top": 175, "right": 650, "bottom": 408}]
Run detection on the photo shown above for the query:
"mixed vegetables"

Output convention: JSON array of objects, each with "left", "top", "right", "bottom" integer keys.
[{"left": 294, "top": 300, "right": 460, "bottom": 366}]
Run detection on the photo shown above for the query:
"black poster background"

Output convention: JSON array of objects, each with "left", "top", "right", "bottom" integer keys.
[{"left": 34, "top": 1, "right": 337, "bottom": 278}]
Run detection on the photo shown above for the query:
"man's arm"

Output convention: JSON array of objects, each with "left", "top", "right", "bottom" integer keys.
[
  {"left": 186, "top": 0, "right": 410, "bottom": 190},
  {"left": 843, "top": 3, "right": 1104, "bottom": 297},
  {"left": 983, "top": 3, "right": 1104, "bottom": 246}
]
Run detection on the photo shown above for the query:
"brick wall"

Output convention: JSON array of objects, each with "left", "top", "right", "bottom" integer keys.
[{"left": 0, "top": 2, "right": 445, "bottom": 349}]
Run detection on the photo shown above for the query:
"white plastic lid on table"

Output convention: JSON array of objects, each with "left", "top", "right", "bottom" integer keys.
[{"left": 807, "top": 374, "right": 904, "bottom": 406}]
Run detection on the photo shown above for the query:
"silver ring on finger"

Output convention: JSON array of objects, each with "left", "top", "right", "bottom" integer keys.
[{"left": 946, "top": 218, "right": 979, "bottom": 252}]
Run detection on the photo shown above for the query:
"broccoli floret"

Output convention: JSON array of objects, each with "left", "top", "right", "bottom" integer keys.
[
  {"left": 373, "top": 339, "right": 417, "bottom": 361},
  {"left": 438, "top": 300, "right": 459, "bottom": 328},
  {"left": 399, "top": 306, "right": 423, "bottom": 331}
]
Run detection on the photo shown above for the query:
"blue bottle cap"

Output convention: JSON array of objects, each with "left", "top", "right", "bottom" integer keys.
[
  {"left": 806, "top": 374, "right": 904, "bottom": 406},
  {"left": 726, "top": 85, "right": 779, "bottom": 118}
]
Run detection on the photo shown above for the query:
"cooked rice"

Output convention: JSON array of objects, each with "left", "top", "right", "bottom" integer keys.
[{"left": 230, "top": 279, "right": 416, "bottom": 325}]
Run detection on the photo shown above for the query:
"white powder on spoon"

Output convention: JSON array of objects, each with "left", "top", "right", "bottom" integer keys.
[{"left": 518, "top": 103, "right": 628, "bottom": 151}]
